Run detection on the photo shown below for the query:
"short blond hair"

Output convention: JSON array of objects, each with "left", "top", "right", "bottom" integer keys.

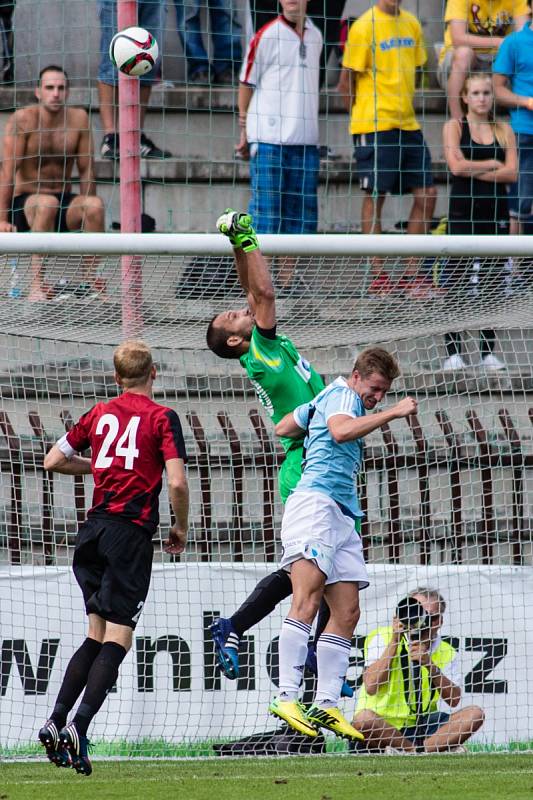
[
  {"left": 113, "top": 340, "right": 153, "bottom": 388},
  {"left": 353, "top": 347, "right": 400, "bottom": 382}
]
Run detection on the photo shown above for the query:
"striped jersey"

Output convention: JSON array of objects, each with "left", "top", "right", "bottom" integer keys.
[
  {"left": 292, "top": 376, "right": 365, "bottom": 517},
  {"left": 58, "top": 392, "right": 187, "bottom": 534}
]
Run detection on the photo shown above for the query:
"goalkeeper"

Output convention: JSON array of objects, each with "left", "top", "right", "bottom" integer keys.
[{"left": 206, "top": 209, "right": 350, "bottom": 697}]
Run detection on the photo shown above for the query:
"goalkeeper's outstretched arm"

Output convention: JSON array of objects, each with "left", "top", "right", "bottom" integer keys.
[{"left": 233, "top": 247, "right": 276, "bottom": 330}]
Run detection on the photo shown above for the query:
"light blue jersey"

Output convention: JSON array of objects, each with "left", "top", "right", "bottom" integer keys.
[{"left": 292, "top": 376, "right": 365, "bottom": 518}]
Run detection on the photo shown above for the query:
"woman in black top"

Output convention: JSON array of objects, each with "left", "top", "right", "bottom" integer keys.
[{"left": 442, "top": 73, "right": 517, "bottom": 371}]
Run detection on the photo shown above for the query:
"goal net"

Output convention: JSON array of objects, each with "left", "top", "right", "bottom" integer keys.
[{"left": 0, "top": 233, "right": 532, "bottom": 757}]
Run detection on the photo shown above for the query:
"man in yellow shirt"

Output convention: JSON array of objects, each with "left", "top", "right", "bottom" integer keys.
[
  {"left": 338, "top": 0, "right": 437, "bottom": 297},
  {"left": 438, "top": 0, "right": 530, "bottom": 119}
]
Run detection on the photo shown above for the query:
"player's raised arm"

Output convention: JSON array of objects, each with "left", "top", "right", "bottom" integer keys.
[
  {"left": 328, "top": 396, "right": 417, "bottom": 443},
  {"left": 217, "top": 209, "right": 276, "bottom": 330}
]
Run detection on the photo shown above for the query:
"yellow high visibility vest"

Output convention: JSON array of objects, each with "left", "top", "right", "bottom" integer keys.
[{"left": 355, "top": 626, "right": 457, "bottom": 729}]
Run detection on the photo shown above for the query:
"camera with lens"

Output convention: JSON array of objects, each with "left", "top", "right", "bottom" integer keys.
[{"left": 396, "top": 596, "right": 431, "bottom": 641}]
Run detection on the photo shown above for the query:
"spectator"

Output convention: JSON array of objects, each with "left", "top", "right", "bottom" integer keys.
[
  {"left": 249, "top": 0, "right": 346, "bottom": 88},
  {"left": 339, "top": 0, "right": 437, "bottom": 297},
  {"left": 353, "top": 588, "right": 485, "bottom": 753},
  {"left": 493, "top": 16, "right": 533, "bottom": 235},
  {"left": 0, "top": 65, "right": 106, "bottom": 301},
  {"left": 0, "top": 1, "right": 15, "bottom": 84},
  {"left": 438, "top": 0, "right": 530, "bottom": 120},
  {"left": 237, "top": 0, "right": 322, "bottom": 292},
  {"left": 175, "top": 0, "right": 242, "bottom": 85},
  {"left": 98, "top": 0, "right": 172, "bottom": 160},
  {"left": 442, "top": 73, "right": 516, "bottom": 371}
]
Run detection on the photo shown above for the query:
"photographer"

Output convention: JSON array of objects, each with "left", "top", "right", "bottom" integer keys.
[{"left": 353, "top": 588, "right": 484, "bottom": 753}]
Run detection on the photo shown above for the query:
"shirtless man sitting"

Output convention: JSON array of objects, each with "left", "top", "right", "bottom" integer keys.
[{"left": 0, "top": 65, "right": 105, "bottom": 300}]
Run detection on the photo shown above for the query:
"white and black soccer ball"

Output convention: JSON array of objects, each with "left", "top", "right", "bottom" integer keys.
[{"left": 109, "top": 27, "right": 159, "bottom": 77}]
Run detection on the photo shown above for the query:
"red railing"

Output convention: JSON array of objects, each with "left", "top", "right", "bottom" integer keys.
[{"left": 1, "top": 406, "right": 533, "bottom": 566}]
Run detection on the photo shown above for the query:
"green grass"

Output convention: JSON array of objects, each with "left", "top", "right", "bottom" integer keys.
[{"left": 3, "top": 754, "right": 533, "bottom": 800}]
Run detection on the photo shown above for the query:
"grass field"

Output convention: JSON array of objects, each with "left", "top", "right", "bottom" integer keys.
[{"left": 3, "top": 754, "right": 533, "bottom": 800}]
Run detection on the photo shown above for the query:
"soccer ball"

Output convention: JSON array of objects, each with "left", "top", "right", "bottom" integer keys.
[{"left": 109, "top": 27, "right": 159, "bottom": 77}]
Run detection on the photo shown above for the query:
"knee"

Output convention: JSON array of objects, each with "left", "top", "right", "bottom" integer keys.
[
  {"left": 450, "top": 46, "right": 474, "bottom": 72},
  {"left": 29, "top": 195, "right": 60, "bottom": 223},
  {"left": 467, "top": 705, "right": 485, "bottom": 731},
  {"left": 353, "top": 709, "right": 378, "bottom": 728},
  {"left": 81, "top": 196, "right": 105, "bottom": 227},
  {"left": 290, "top": 593, "right": 321, "bottom": 624}
]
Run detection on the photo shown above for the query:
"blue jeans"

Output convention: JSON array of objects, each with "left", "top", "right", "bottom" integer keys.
[
  {"left": 249, "top": 143, "right": 319, "bottom": 234},
  {"left": 98, "top": 0, "right": 166, "bottom": 86},
  {"left": 174, "top": 0, "right": 242, "bottom": 78},
  {"left": 507, "top": 132, "right": 533, "bottom": 234}
]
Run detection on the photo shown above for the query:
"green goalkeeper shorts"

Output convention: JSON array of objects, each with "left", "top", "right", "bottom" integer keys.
[{"left": 278, "top": 447, "right": 304, "bottom": 504}]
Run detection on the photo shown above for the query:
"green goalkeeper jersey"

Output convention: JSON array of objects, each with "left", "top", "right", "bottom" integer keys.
[{"left": 239, "top": 326, "right": 325, "bottom": 502}]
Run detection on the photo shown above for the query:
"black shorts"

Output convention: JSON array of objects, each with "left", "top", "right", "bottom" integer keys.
[
  {"left": 353, "top": 129, "right": 434, "bottom": 195},
  {"left": 72, "top": 515, "right": 154, "bottom": 629},
  {"left": 11, "top": 192, "right": 78, "bottom": 233}
]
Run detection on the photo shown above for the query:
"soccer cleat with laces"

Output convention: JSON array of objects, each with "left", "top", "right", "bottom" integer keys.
[
  {"left": 305, "top": 704, "right": 365, "bottom": 742},
  {"left": 59, "top": 723, "right": 92, "bottom": 776},
  {"left": 216, "top": 208, "right": 259, "bottom": 252},
  {"left": 210, "top": 617, "right": 240, "bottom": 680},
  {"left": 269, "top": 696, "right": 318, "bottom": 737},
  {"left": 38, "top": 719, "right": 71, "bottom": 768}
]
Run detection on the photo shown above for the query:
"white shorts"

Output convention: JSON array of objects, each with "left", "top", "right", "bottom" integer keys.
[{"left": 279, "top": 490, "right": 369, "bottom": 588}]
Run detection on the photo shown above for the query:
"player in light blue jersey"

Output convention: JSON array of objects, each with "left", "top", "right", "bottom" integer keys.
[{"left": 268, "top": 347, "right": 417, "bottom": 740}]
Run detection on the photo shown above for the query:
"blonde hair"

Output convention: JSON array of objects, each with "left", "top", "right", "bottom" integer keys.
[
  {"left": 353, "top": 347, "right": 400, "bottom": 382},
  {"left": 461, "top": 73, "right": 508, "bottom": 148},
  {"left": 113, "top": 340, "right": 153, "bottom": 388}
]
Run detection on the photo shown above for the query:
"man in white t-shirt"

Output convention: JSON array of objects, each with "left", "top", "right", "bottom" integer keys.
[
  {"left": 353, "top": 588, "right": 485, "bottom": 752},
  {"left": 236, "top": 0, "right": 322, "bottom": 291}
]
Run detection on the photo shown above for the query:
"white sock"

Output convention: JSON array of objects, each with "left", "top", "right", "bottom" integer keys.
[
  {"left": 278, "top": 617, "right": 311, "bottom": 700},
  {"left": 314, "top": 633, "right": 352, "bottom": 708}
]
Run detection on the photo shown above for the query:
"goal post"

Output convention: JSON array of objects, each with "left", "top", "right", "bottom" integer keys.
[{"left": 0, "top": 233, "right": 532, "bottom": 756}]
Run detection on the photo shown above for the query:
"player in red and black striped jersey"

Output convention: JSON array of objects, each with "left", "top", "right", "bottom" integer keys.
[{"left": 38, "top": 340, "right": 189, "bottom": 776}]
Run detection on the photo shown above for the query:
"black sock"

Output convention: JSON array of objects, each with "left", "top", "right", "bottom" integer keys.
[
  {"left": 231, "top": 569, "right": 292, "bottom": 637},
  {"left": 50, "top": 637, "right": 102, "bottom": 729},
  {"left": 314, "top": 599, "right": 331, "bottom": 646},
  {"left": 72, "top": 642, "right": 127, "bottom": 737}
]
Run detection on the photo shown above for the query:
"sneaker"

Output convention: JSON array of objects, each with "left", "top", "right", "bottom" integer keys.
[
  {"left": 305, "top": 644, "right": 354, "bottom": 698},
  {"left": 59, "top": 723, "right": 92, "bottom": 776},
  {"left": 210, "top": 617, "right": 240, "bottom": 680},
  {"left": 269, "top": 697, "right": 318, "bottom": 737},
  {"left": 38, "top": 719, "right": 71, "bottom": 768},
  {"left": 216, "top": 208, "right": 258, "bottom": 252},
  {"left": 101, "top": 132, "right": 119, "bottom": 160},
  {"left": 140, "top": 133, "right": 173, "bottom": 160},
  {"left": 319, "top": 145, "right": 340, "bottom": 161},
  {"left": 305, "top": 705, "right": 364, "bottom": 742},
  {"left": 442, "top": 354, "right": 467, "bottom": 371},
  {"left": 189, "top": 69, "right": 210, "bottom": 85},
  {"left": 481, "top": 353, "right": 506, "bottom": 370},
  {"left": 214, "top": 67, "right": 235, "bottom": 85},
  {"left": 368, "top": 273, "right": 394, "bottom": 297}
]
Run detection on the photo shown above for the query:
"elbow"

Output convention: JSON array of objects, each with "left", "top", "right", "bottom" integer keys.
[
  {"left": 253, "top": 285, "right": 275, "bottom": 305},
  {"left": 168, "top": 478, "right": 188, "bottom": 494},
  {"left": 331, "top": 428, "right": 348, "bottom": 444},
  {"left": 362, "top": 674, "right": 377, "bottom": 695}
]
